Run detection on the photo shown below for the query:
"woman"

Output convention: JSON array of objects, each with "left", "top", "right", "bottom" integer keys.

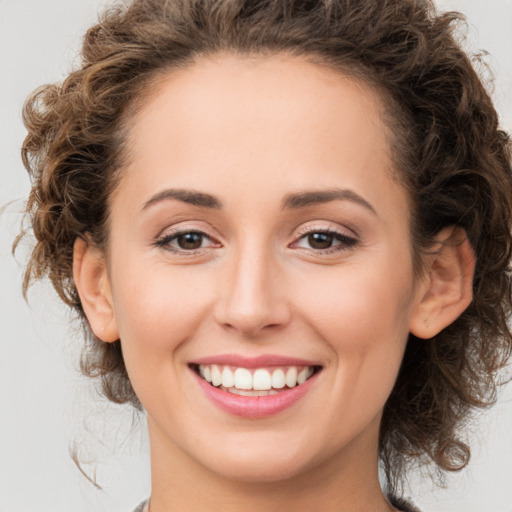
[{"left": 15, "top": 0, "right": 512, "bottom": 510}]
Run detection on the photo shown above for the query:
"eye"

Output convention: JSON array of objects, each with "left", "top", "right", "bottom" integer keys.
[
  {"left": 174, "top": 232, "right": 207, "bottom": 250},
  {"left": 292, "top": 229, "right": 358, "bottom": 253},
  {"left": 154, "top": 229, "right": 219, "bottom": 253},
  {"left": 304, "top": 232, "right": 337, "bottom": 250}
]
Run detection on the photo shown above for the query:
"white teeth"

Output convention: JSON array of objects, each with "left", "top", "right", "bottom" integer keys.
[
  {"left": 297, "top": 367, "right": 314, "bottom": 385},
  {"left": 297, "top": 368, "right": 308, "bottom": 385},
  {"left": 253, "top": 369, "right": 272, "bottom": 390},
  {"left": 221, "top": 366, "right": 235, "bottom": 388},
  {"left": 197, "top": 364, "right": 317, "bottom": 390},
  {"left": 226, "top": 388, "right": 279, "bottom": 396},
  {"left": 285, "top": 367, "right": 297, "bottom": 388},
  {"left": 234, "top": 368, "right": 252, "bottom": 390},
  {"left": 230, "top": 388, "right": 253, "bottom": 396},
  {"left": 211, "top": 364, "right": 222, "bottom": 387},
  {"left": 271, "top": 368, "right": 286, "bottom": 389}
]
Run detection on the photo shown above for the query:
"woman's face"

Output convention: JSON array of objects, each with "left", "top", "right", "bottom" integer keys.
[{"left": 100, "top": 55, "right": 425, "bottom": 482}]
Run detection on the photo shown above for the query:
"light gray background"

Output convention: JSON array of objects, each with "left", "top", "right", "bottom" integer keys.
[{"left": 1, "top": 1, "right": 511, "bottom": 511}]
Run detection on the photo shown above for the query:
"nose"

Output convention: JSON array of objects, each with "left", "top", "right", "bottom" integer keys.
[{"left": 214, "top": 243, "right": 291, "bottom": 338}]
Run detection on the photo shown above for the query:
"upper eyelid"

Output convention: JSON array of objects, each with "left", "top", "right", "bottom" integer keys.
[
  {"left": 292, "top": 229, "right": 358, "bottom": 248},
  {"left": 157, "top": 228, "right": 218, "bottom": 244},
  {"left": 154, "top": 227, "right": 357, "bottom": 254},
  {"left": 153, "top": 231, "right": 220, "bottom": 256},
  {"left": 294, "top": 222, "right": 358, "bottom": 239},
  {"left": 156, "top": 222, "right": 218, "bottom": 239},
  {"left": 155, "top": 221, "right": 358, "bottom": 240},
  {"left": 152, "top": 220, "right": 214, "bottom": 240}
]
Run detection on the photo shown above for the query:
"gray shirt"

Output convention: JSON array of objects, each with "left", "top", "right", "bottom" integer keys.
[
  {"left": 132, "top": 497, "right": 421, "bottom": 511},
  {"left": 132, "top": 500, "right": 148, "bottom": 512}
]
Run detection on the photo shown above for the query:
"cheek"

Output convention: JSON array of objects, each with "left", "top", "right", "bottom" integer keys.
[
  {"left": 292, "top": 257, "right": 415, "bottom": 396},
  {"left": 294, "top": 260, "right": 414, "bottom": 347},
  {"left": 109, "top": 265, "right": 216, "bottom": 413},
  {"left": 110, "top": 263, "right": 214, "bottom": 358},
  {"left": 288, "top": 264, "right": 414, "bottom": 440}
]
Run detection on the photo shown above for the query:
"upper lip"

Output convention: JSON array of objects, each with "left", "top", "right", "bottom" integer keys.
[{"left": 190, "top": 354, "right": 322, "bottom": 368}]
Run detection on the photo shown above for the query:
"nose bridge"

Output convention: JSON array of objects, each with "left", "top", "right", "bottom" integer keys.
[{"left": 215, "top": 235, "right": 289, "bottom": 336}]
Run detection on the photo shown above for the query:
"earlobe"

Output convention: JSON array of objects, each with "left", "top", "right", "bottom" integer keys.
[
  {"left": 73, "top": 236, "right": 119, "bottom": 342},
  {"left": 409, "top": 227, "right": 475, "bottom": 340}
]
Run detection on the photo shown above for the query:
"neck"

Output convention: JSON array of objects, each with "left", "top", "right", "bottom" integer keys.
[{"left": 147, "top": 414, "right": 396, "bottom": 512}]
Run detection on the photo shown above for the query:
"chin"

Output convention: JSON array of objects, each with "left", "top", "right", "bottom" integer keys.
[
  {"left": 190, "top": 433, "right": 324, "bottom": 484},
  {"left": 207, "top": 455, "right": 313, "bottom": 484}
]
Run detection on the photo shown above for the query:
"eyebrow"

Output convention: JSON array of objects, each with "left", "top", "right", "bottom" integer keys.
[
  {"left": 143, "top": 189, "right": 222, "bottom": 210},
  {"left": 281, "top": 188, "right": 377, "bottom": 215},
  {"left": 142, "top": 187, "right": 376, "bottom": 215}
]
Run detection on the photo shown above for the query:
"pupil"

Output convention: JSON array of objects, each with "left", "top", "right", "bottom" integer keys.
[
  {"left": 308, "top": 232, "right": 333, "bottom": 249},
  {"left": 178, "top": 232, "right": 202, "bottom": 249}
]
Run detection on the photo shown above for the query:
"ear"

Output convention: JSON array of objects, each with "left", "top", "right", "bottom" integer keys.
[
  {"left": 73, "top": 236, "right": 119, "bottom": 342},
  {"left": 409, "top": 227, "right": 475, "bottom": 339}
]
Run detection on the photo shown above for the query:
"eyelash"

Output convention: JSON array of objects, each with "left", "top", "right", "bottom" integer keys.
[
  {"left": 154, "top": 227, "right": 358, "bottom": 256},
  {"left": 291, "top": 228, "right": 358, "bottom": 254},
  {"left": 153, "top": 229, "right": 219, "bottom": 255}
]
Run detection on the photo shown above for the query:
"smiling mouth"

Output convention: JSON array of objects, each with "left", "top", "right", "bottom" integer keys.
[{"left": 191, "top": 364, "right": 322, "bottom": 396}]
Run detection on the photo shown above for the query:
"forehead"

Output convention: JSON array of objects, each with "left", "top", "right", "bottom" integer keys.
[
  {"left": 116, "top": 54, "right": 407, "bottom": 220},
  {"left": 127, "top": 54, "right": 387, "bottom": 156}
]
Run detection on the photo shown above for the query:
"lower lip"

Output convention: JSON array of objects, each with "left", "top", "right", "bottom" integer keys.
[{"left": 193, "top": 370, "right": 318, "bottom": 419}]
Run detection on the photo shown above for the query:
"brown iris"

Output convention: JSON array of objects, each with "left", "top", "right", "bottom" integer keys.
[
  {"left": 177, "top": 232, "right": 204, "bottom": 250},
  {"left": 307, "top": 232, "right": 335, "bottom": 250}
]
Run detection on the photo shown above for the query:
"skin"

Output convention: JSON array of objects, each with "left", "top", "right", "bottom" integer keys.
[{"left": 73, "top": 54, "right": 475, "bottom": 512}]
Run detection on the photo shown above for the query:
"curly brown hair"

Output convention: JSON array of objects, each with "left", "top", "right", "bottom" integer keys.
[{"left": 17, "top": 0, "right": 512, "bottom": 492}]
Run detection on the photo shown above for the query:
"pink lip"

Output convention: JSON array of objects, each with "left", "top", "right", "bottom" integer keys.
[
  {"left": 191, "top": 353, "right": 320, "bottom": 368},
  {"left": 192, "top": 368, "right": 319, "bottom": 419}
]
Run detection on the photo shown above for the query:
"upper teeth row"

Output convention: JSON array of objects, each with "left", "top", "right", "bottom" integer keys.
[{"left": 198, "top": 365, "right": 314, "bottom": 391}]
